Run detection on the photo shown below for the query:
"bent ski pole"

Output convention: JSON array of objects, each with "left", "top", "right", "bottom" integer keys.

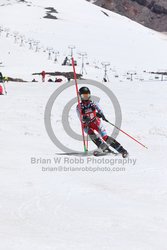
[{"left": 104, "top": 118, "right": 148, "bottom": 149}]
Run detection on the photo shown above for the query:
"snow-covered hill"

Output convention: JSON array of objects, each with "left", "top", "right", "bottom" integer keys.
[
  {"left": 0, "top": 1, "right": 167, "bottom": 250},
  {"left": 1, "top": 0, "right": 167, "bottom": 79}
]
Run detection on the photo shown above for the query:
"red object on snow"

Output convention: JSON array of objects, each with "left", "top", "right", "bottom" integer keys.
[
  {"left": 0, "top": 85, "right": 3, "bottom": 95},
  {"left": 41, "top": 70, "right": 46, "bottom": 82}
]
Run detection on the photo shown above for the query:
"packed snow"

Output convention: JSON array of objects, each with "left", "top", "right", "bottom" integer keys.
[{"left": 0, "top": 0, "right": 167, "bottom": 249}]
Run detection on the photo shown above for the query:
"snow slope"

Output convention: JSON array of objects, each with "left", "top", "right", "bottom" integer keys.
[
  {"left": 1, "top": 0, "right": 167, "bottom": 78},
  {"left": 0, "top": 0, "right": 167, "bottom": 250},
  {"left": 1, "top": 80, "right": 167, "bottom": 250}
]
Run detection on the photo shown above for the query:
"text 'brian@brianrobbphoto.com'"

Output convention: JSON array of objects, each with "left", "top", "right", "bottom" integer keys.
[{"left": 30, "top": 156, "right": 137, "bottom": 173}]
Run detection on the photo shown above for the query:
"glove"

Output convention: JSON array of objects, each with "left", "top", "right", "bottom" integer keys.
[
  {"left": 96, "top": 112, "right": 106, "bottom": 121},
  {"left": 82, "top": 116, "right": 91, "bottom": 124}
]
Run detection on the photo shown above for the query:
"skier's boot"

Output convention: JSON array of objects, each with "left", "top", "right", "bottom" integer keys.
[
  {"left": 120, "top": 148, "right": 128, "bottom": 158},
  {"left": 105, "top": 136, "right": 129, "bottom": 158},
  {"left": 93, "top": 141, "right": 110, "bottom": 156}
]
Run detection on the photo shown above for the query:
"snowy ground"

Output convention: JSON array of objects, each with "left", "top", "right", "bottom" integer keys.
[
  {"left": 1, "top": 0, "right": 167, "bottom": 249},
  {"left": 0, "top": 80, "right": 167, "bottom": 250}
]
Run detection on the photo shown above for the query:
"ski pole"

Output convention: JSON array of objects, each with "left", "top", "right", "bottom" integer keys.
[
  {"left": 104, "top": 118, "right": 148, "bottom": 149},
  {"left": 71, "top": 57, "right": 88, "bottom": 152}
]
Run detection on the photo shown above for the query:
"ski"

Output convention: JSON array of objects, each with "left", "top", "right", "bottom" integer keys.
[
  {"left": 55, "top": 150, "right": 118, "bottom": 157},
  {"left": 93, "top": 150, "right": 118, "bottom": 157}
]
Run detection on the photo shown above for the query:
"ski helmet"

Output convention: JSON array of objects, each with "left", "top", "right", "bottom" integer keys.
[{"left": 79, "top": 86, "right": 91, "bottom": 101}]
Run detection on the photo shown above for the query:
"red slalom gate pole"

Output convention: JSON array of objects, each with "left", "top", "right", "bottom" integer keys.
[
  {"left": 86, "top": 133, "right": 89, "bottom": 151},
  {"left": 105, "top": 119, "right": 148, "bottom": 149},
  {"left": 71, "top": 57, "right": 88, "bottom": 152}
]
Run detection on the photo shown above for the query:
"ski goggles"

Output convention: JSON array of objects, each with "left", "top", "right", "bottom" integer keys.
[{"left": 81, "top": 93, "right": 91, "bottom": 100}]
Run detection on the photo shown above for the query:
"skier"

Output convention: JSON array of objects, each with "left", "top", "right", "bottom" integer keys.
[
  {"left": 76, "top": 86, "right": 128, "bottom": 158},
  {"left": 0, "top": 84, "right": 3, "bottom": 95},
  {"left": 62, "top": 56, "right": 68, "bottom": 66}
]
